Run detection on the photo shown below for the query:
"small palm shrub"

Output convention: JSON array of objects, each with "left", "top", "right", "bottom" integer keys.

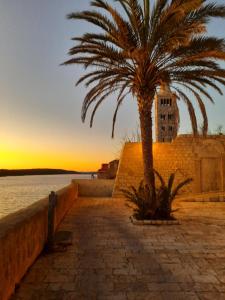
[
  {"left": 154, "top": 171, "right": 193, "bottom": 220},
  {"left": 121, "top": 171, "right": 192, "bottom": 220},
  {"left": 121, "top": 181, "right": 154, "bottom": 220}
]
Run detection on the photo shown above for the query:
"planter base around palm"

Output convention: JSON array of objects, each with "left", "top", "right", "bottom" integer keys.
[{"left": 130, "top": 216, "right": 180, "bottom": 225}]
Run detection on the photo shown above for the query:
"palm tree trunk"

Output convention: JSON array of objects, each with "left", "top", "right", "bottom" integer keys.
[{"left": 138, "top": 96, "right": 156, "bottom": 209}]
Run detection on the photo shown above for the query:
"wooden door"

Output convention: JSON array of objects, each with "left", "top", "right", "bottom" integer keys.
[{"left": 201, "top": 158, "right": 221, "bottom": 192}]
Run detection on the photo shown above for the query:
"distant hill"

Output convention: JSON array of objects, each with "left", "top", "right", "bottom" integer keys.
[{"left": 0, "top": 169, "right": 95, "bottom": 177}]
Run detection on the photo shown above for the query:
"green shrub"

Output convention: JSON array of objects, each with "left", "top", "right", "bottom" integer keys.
[
  {"left": 120, "top": 181, "right": 154, "bottom": 220},
  {"left": 154, "top": 170, "right": 193, "bottom": 219},
  {"left": 121, "top": 171, "right": 192, "bottom": 220}
]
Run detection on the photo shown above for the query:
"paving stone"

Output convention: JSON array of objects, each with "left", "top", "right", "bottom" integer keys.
[
  {"left": 148, "top": 282, "right": 181, "bottom": 292},
  {"left": 191, "top": 274, "right": 219, "bottom": 284},
  {"left": 126, "top": 292, "right": 164, "bottom": 300},
  {"left": 161, "top": 292, "right": 199, "bottom": 300},
  {"left": 197, "top": 292, "right": 225, "bottom": 300},
  {"left": 179, "top": 283, "right": 216, "bottom": 292},
  {"left": 11, "top": 198, "right": 225, "bottom": 299}
]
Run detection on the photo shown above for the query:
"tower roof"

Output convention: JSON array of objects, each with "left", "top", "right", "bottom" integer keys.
[{"left": 158, "top": 83, "right": 172, "bottom": 96}]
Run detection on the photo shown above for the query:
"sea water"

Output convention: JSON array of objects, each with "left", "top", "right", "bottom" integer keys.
[{"left": 0, "top": 174, "right": 91, "bottom": 219}]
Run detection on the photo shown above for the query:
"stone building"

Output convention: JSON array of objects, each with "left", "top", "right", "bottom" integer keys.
[
  {"left": 155, "top": 83, "right": 179, "bottom": 142},
  {"left": 97, "top": 160, "right": 119, "bottom": 179}
]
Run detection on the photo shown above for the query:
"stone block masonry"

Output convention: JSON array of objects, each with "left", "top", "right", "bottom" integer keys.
[
  {"left": 0, "top": 182, "right": 78, "bottom": 300},
  {"left": 113, "top": 135, "right": 225, "bottom": 197},
  {"left": 72, "top": 179, "right": 114, "bottom": 197}
]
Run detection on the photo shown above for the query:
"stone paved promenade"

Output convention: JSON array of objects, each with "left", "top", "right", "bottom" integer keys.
[{"left": 12, "top": 198, "right": 225, "bottom": 300}]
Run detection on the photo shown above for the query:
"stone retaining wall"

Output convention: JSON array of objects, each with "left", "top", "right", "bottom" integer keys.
[
  {"left": 72, "top": 179, "right": 114, "bottom": 197},
  {"left": 113, "top": 135, "right": 225, "bottom": 197},
  {"left": 0, "top": 182, "right": 78, "bottom": 300}
]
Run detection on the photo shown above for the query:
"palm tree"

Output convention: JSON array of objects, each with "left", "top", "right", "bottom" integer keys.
[{"left": 63, "top": 0, "right": 225, "bottom": 209}]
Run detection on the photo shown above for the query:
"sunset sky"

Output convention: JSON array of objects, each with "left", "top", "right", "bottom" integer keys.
[{"left": 0, "top": 0, "right": 225, "bottom": 171}]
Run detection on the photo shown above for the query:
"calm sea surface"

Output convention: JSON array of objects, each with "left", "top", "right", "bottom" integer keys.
[{"left": 0, "top": 174, "right": 91, "bottom": 219}]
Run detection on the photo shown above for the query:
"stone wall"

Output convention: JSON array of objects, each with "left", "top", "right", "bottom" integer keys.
[
  {"left": 72, "top": 179, "right": 114, "bottom": 197},
  {"left": 113, "top": 135, "right": 225, "bottom": 197},
  {"left": 0, "top": 182, "right": 78, "bottom": 300},
  {"left": 97, "top": 160, "right": 119, "bottom": 179}
]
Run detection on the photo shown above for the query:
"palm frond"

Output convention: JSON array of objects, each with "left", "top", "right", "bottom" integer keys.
[
  {"left": 171, "top": 178, "right": 193, "bottom": 200},
  {"left": 64, "top": 0, "right": 225, "bottom": 139},
  {"left": 154, "top": 169, "right": 165, "bottom": 186},
  {"left": 173, "top": 87, "right": 198, "bottom": 136}
]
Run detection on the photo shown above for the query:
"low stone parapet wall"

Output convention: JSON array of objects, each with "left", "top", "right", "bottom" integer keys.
[
  {"left": 0, "top": 182, "right": 78, "bottom": 300},
  {"left": 54, "top": 183, "right": 78, "bottom": 228},
  {"left": 72, "top": 179, "right": 114, "bottom": 197}
]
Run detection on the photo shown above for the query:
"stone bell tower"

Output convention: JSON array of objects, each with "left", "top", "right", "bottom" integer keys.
[{"left": 155, "top": 83, "right": 179, "bottom": 142}]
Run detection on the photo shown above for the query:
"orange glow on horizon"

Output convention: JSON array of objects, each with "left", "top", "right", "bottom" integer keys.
[{"left": 0, "top": 143, "right": 101, "bottom": 172}]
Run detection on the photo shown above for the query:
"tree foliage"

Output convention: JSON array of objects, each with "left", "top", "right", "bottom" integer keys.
[{"left": 63, "top": 0, "right": 225, "bottom": 137}]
